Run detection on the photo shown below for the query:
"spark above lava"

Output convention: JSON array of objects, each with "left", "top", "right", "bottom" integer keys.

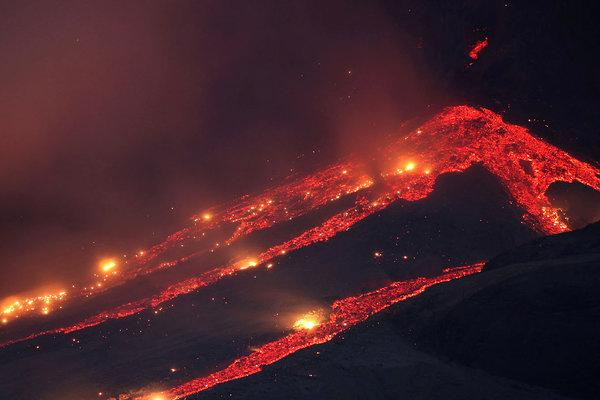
[{"left": 469, "top": 37, "right": 489, "bottom": 60}]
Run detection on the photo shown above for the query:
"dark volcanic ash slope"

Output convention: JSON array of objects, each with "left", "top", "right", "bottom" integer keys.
[
  {"left": 411, "top": 222, "right": 600, "bottom": 399},
  {"left": 197, "top": 221, "right": 600, "bottom": 400}
]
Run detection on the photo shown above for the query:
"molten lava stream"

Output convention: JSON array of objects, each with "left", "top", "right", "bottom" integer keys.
[
  {"left": 130, "top": 263, "right": 484, "bottom": 400},
  {"left": 0, "top": 162, "right": 373, "bottom": 327},
  {"left": 383, "top": 106, "right": 600, "bottom": 234},
  {"left": 124, "top": 161, "right": 373, "bottom": 276},
  {"left": 0, "top": 190, "right": 391, "bottom": 349},
  {"left": 106, "top": 161, "right": 373, "bottom": 285},
  {"left": 125, "top": 105, "right": 600, "bottom": 277},
  {"left": 0, "top": 172, "right": 425, "bottom": 350}
]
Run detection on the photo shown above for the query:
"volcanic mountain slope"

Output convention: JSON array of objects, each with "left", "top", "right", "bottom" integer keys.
[
  {"left": 414, "top": 222, "right": 600, "bottom": 399},
  {"left": 195, "top": 221, "right": 600, "bottom": 400},
  {"left": 2, "top": 105, "right": 599, "bottom": 400},
  {"left": 0, "top": 166, "right": 539, "bottom": 400}
]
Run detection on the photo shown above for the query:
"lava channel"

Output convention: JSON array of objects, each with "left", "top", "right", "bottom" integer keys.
[{"left": 128, "top": 263, "right": 484, "bottom": 400}]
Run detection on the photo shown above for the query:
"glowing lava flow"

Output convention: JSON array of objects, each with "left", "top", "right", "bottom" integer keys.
[
  {"left": 0, "top": 163, "right": 372, "bottom": 325},
  {"left": 469, "top": 37, "right": 488, "bottom": 60},
  {"left": 120, "top": 105, "right": 600, "bottom": 286},
  {"left": 2, "top": 106, "right": 600, "bottom": 347},
  {"left": 381, "top": 106, "right": 600, "bottom": 233},
  {"left": 102, "top": 162, "right": 372, "bottom": 285},
  {"left": 0, "top": 198, "right": 387, "bottom": 348},
  {"left": 131, "top": 263, "right": 484, "bottom": 400},
  {"left": 128, "top": 161, "right": 373, "bottom": 275}
]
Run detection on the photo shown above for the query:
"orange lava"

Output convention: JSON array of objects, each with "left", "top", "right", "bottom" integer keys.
[
  {"left": 0, "top": 163, "right": 371, "bottom": 324},
  {"left": 132, "top": 263, "right": 484, "bottom": 400},
  {"left": 469, "top": 37, "right": 488, "bottom": 60},
  {"left": 92, "top": 162, "right": 373, "bottom": 289},
  {"left": 2, "top": 106, "right": 599, "bottom": 348},
  {"left": 382, "top": 106, "right": 600, "bottom": 233},
  {"left": 1, "top": 290, "right": 67, "bottom": 324}
]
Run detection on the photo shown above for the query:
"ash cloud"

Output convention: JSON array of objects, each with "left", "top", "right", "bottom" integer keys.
[{"left": 0, "top": 0, "right": 438, "bottom": 295}]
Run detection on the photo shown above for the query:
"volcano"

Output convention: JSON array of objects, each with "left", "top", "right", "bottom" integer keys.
[
  {"left": 1, "top": 105, "right": 599, "bottom": 400},
  {"left": 2, "top": 3, "right": 600, "bottom": 399}
]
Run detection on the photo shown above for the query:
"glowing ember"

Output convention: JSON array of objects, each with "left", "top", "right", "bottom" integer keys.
[
  {"left": 293, "top": 318, "right": 317, "bottom": 330},
  {"left": 100, "top": 259, "right": 118, "bottom": 273},
  {"left": 293, "top": 311, "right": 322, "bottom": 330},
  {"left": 469, "top": 37, "right": 488, "bottom": 60}
]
